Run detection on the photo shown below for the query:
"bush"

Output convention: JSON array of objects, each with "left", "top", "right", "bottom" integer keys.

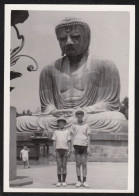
[{"left": 120, "top": 97, "right": 128, "bottom": 120}]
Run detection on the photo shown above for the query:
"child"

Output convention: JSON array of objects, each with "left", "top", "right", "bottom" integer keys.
[
  {"left": 52, "top": 116, "right": 71, "bottom": 187},
  {"left": 71, "top": 108, "right": 91, "bottom": 188},
  {"left": 20, "top": 145, "right": 30, "bottom": 169}
]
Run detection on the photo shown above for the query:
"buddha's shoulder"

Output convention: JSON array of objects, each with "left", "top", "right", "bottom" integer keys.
[
  {"left": 89, "top": 57, "right": 116, "bottom": 66},
  {"left": 89, "top": 57, "right": 117, "bottom": 69},
  {"left": 40, "top": 58, "right": 63, "bottom": 73}
]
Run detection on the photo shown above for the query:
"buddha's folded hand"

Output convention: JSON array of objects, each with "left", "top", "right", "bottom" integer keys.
[{"left": 51, "top": 109, "right": 73, "bottom": 117}]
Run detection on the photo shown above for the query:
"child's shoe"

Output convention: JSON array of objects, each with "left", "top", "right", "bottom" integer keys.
[
  {"left": 62, "top": 182, "right": 67, "bottom": 187},
  {"left": 56, "top": 182, "right": 61, "bottom": 187},
  {"left": 82, "top": 181, "right": 89, "bottom": 188},
  {"left": 76, "top": 181, "right": 82, "bottom": 187}
]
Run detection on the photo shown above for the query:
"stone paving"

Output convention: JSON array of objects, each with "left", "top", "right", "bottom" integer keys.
[{"left": 15, "top": 162, "right": 128, "bottom": 190}]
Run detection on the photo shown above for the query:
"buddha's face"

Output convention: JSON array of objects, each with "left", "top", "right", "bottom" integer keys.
[{"left": 57, "top": 25, "right": 90, "bottom": 57}]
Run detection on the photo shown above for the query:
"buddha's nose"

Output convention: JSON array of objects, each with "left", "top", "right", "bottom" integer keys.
[{"left": 66, "top": 36, "right": 73, "bottom": 45}]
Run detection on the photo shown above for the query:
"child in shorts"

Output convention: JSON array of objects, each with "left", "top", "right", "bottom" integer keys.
[
  {"left": 52, "top": 116, "right": 71, "bottom": 187},
  {"left": 71, "top": 108, "right": 91, "bottom": 188},
  {"left": 20, "top": 145, "right": 30, "bottom": 169}
]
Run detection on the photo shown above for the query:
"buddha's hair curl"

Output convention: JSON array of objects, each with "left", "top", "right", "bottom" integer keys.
[{"left": 55, "top": 17, "right": 91, "bottom": 39}]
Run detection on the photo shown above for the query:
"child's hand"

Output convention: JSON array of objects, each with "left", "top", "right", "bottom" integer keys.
[
  {"left": 53, "top": 152, "right": 56, "bottom": 157},
  {"left": 71, "top": 148, "right": 75, "bottom": 154},
  {"left": 87, "top": 147, "right": 90, "bottom": 154},
  {"left": 67, "top": 151, "right": 71, "bottom": 157}
]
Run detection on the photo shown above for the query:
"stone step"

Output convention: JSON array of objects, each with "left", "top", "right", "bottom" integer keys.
[{"left": 10, "top": 177, "right": 33, "bottom": 187}]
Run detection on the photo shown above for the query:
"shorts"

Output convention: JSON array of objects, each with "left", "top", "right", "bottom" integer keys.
[
  {"left": 22, "top": 157, "right": 28, "bottom": 162},
  {"left": 56, "top": 149, "right": 68, "bottom": 158},
  {"left": 74, "top": 145, "right": 87, "bottom": 155}
]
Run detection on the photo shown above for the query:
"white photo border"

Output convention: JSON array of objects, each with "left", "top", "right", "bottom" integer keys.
[{"left": 4, "top": 4, "right": 135, "bottom": 193}]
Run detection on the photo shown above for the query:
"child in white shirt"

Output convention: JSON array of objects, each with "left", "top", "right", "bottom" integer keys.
[
  {"left": 71, "top": 108, "right": 91, "bottom": 188},
  {"left": 52, "top": 116, "right": 71, "bottom": 187},
  {"left": 20, "top": 145, "right": 30, "bottom": 169}
]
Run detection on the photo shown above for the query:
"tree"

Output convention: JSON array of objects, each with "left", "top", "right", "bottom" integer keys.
[
  {"left": 16, "top": 109, "right": 32, "bottom": 117},
  {"left": 26, "top": 109, "right": 32, "bottom": 116},
  {"left": 120, "top": 97, "right": 128, "bottom": 120},
  {"left": 22, "top": 110, "right": 26, "bottom": 116}
]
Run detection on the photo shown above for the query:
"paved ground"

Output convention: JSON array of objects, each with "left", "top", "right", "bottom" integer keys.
[{"left": 16, "top": 162, "right": 128, "bottom": 190}]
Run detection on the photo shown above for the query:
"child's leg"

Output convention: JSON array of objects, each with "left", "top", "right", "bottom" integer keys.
[
  {"left": 23, "top": 161, "right": 26, "bottom": 168},
  {"left": 75, "top": 153, "right": 82, "bottom": 182},
  {"left": 81, "top": 153, "right": 87, "bottom": 182},
  {"left": 27, "top": 159, "right": 30, "bottom": 168},
  {"left": 56, "top": 157, "right": 62, "bottom": 182},
  {"left": 62, "top": 156, "right": 67, "bottom": 182}
]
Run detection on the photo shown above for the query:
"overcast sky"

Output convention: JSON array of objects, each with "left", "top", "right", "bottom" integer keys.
[{"left": 10, "top": 11, "right": 129, "bottom": 113}]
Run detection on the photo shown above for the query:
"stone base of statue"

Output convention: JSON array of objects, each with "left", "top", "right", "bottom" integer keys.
[
  {"left": 48, "top": 131, "right": 128, "bottom": 162},
  {"left": 86, "top": 132, "right": 128, "bottom": 162},
  {"left": 17, "top": 130, "right": 128, "bottom": 163},
  {"left": 10, "top": 107, "right": 33, "bottom": 187}
]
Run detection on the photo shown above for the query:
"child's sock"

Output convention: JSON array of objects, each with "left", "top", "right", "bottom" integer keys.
[
  {"left": 57, "top": 174, "right": 61, "bottom": 182},
  {"left": 77, "top": 176, "right": 81, "bottom": 182},
  {"left": 83, "top": 176, "right": 86, "bottom": 182},
  {"left": 62, "top": 174, "right": 66, "bottom": 182}
]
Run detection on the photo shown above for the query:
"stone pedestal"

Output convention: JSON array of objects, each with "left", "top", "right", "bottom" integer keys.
[
  {"left": 10, "top": 106, "right": 16, "bottom": 180},
  {"left": 17, "top": 131, "right": 128, "bottom": 164},
  {"left": 47, "top": 132, "right": 128, "bottom": 162},
  {"left": 10, "top": 107, "right": 33, "bottom": 187},
  {"left": 88, "top": 132, "right": 128, "bottom": 162}
]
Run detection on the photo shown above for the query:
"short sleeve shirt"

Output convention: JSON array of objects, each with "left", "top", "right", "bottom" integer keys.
[
  {"left": 52, "top": 129, "right": 71, "bottom": 150},
  {"left": 71, "top": 123, "right": 91, "bottom": 146},
  {"left": 20, "top": 149, "right": 29, "bottom": 158}
]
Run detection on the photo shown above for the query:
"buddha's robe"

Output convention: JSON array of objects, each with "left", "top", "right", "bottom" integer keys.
[{"left": 17, "top": 55, "right": 128, "bottom": 133}]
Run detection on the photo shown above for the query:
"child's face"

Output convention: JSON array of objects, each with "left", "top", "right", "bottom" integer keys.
[
  {"left": 58, "top": 120, "right": 66, "bottom": 129},
  {"left": 76, "top": 112, "right": 84, "bottom": 121},
  {"left": 24, "top": 146, "right": 27, "bottom": 150}
]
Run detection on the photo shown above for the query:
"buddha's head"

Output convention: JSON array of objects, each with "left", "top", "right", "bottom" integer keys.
[{"left": 55, "top": 17, "right": 91, "bottom": 57}]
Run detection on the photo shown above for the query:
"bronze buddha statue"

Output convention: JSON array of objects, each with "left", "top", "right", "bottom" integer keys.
[{"left": 17, "top": 17, "right": 128, "bottom": 133}]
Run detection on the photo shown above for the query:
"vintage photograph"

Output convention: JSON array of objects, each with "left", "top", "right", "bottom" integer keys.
[{"left": 4, "top": 4, "right": 135, "bottom": 193}]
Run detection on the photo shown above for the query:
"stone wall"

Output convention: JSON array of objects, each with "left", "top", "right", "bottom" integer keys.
[
  {"left": 17, "top": 132, "right": 128, "bottom": 163},
  {"left": 47, "top": 132, "right": 128, "bottom": 162},
  {"left": 89, "top": 133, "right": 128, "bottom": 162}
]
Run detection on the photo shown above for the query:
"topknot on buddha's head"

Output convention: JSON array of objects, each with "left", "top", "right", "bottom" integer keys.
[{"left": 55, "top": 17, "right": 91, "bottom": 39}]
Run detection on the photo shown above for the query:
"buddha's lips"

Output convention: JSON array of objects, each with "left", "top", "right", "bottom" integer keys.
[{"left": 65, "top": 46, "right": 76, "bottom": 54}]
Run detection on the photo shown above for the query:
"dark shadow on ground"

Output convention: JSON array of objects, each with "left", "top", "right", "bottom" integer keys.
[{"left": 16, "top": 176, "right": 29, "bottom": 179}]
